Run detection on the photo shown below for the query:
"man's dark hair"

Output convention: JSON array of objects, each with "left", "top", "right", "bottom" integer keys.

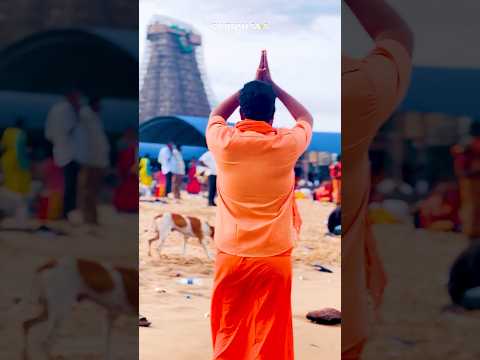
[{"left": 239, "top": 80, "right": 276, "bottom": 122}]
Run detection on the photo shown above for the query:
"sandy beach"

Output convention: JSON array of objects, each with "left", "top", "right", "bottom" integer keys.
[
  {"left": 139, "top": 195, "right": 341, "bottom": 360},
  {"left": 0, "top": 206, "right": 138, "bottom": 360},
  {"left": 363, "top": 224, "right": 480, "bottom": 359}
]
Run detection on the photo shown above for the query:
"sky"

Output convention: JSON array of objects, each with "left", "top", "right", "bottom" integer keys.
[
  {"left": 139, "top": 0, "right": 341, "bottom": 132},
  {"left": 343, "top": 0, "right": 480, "bottom": 68}
]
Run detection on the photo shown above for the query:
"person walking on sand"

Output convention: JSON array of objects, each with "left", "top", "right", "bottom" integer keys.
[
  {"left": 76, "top": 96, "right": 110, "bottom": 227},
  {"left": 158, "top": 142, "right": 176, "bottom": 198},
  {"left": 171, "top": 144, "right": 185, "bottom": 200},
  {"left": 45, "top": 89, "right": 82, "bottom": 220},
  {"left": 207, "top": 50, "right": 313, "bottom": 360},
  {"left": 342, "top": 1, "right": 413, "bottom": 358},
  {"left": 199, "top": 150, "right": 217, "bottom": 206}
]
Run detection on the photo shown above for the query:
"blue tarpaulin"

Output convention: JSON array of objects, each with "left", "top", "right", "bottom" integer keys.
[
  {"left": 0, "top": 28, "right": 138, "bottom": 98},
  {"left": 139, "top": 142, "right": 206, "bottom": 162},
  {"left": 399, "top": 66, "right": 480, "bottom": 117},
  {"left": 0, "top": 28, "right": 138, "bottom": 133},
  {"left": 139, "top": 115, "right": 341, "bottom": 153}
]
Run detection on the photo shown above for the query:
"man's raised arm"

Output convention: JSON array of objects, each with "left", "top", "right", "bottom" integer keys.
[
  {"left": 210, "top": 92, "right": 240, "bottom": 121},
  {"left": 273, "top": 83, "right": 313, "bottom": 128},
  {"left": 344, "top": 0, "right": 414, "bottom": 56}
]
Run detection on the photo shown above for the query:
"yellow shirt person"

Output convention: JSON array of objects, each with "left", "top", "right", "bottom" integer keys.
[{"left": 1, "top": 126, "right": 31, "bottom": 195}]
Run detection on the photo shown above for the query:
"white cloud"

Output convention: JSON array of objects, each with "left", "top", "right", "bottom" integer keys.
[{"left": 139, "top": 0, "right": 340, "bottom": 132}]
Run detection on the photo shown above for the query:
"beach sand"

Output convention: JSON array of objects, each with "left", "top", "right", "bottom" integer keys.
[
  {"left": 0, "top": 206, "right": 138, "bottom": 360},
  {"left": 363, "top": 224, "right": 480, "bottom": 359},
  {"left": 139, "top": 195, "right": 341, "bottom": 360},
  {"left": 0, "top": 196, "right": 340, "bottom": 359}
]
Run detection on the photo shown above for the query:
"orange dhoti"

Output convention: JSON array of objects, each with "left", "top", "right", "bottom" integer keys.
[
  {"left": 342, "top": 340, "right": 366, "bottom": 360},
  {"left": 211, "top": 250, "right": 293, "bottom": 360}
]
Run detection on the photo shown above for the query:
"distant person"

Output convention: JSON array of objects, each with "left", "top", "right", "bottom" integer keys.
[
  {"left": 342, "top": 1, "right": 413, "bottom": 358},
  {"left": 172, "top": 145, "right": 185, "bottom": 200},
  {"left": 451, "top": 119, "right": 480, "bottom": 242},
  {"left": 448, "top": 242, "right": 480, "bottom": 310},
  {"left": 315, "top": 180, "right": 334, "bottom": 203},
  {"left": 329, "top": 154, "right": 342, "bottom": 204},
  {"left": 0, "top": 117, "right": 31, "bottom": 224},
  {"left": 139, "top": 157, "right": 154, "bottom": 197},
  {"left": 327, "top": 206, "right": 342, "bottom": 235},
  {"left": 37, "top": 151, "right": 64, "bottom": 221},
  {"left": 45, "top": 90, "right": 82, "bottom": 220},
  {"left": 113, "top": 128, "right": 138, "bottom": 212},
  {"left": 186, "top": 158, "right": 201, "bottom": 194},
  {"left": 76, "top": 97, "right": 110, "bottom": 226},
  {"left": 199, "top": 150, "right": 217, "bottom": 206},
  {"left": 158, "top": 142, "right": 175, "bottom": 198},
  {"left": 207, "top": 50, "right": 313, "bottom": 359}
]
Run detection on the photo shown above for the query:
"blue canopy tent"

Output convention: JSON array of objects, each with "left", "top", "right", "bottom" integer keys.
[
  {"left": 139, "top": 142, "right": 206, "bottom": 162},
  {"left": 399, "top": 66, "right": 480, "bottom": 117},
  {"left": 139, "top": 115, "right": 341, "bottom": 154},
  {"left": 140, "top": 116, "right": 208, "bottom": 147},
  {"left": 0, "top": 28, "right": 138, "bottom": 133}
]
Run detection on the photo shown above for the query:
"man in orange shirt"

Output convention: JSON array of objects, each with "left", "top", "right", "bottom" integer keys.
[
  {"left": 206, "top": 51, "right": 313, "bottom": 359},
  {"left": 342, "top": 0, "right": 413, "bottom": 358}
]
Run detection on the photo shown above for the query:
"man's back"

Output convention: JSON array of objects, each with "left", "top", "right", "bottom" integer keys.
[
  {"left": 206, "top": 54, "right": 314, "bottom": 360},
  {"left": 206, "top": 115, "right": 312, "bottom": 257},
  {"left": 216, "top": 128, "right": 301, "bottom": 198}
]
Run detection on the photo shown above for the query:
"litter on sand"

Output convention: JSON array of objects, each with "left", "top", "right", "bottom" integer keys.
[
  {"left": 178, "top": 277, "right": 202, "bottom": 286},
  {"left": 306, "top": 308, "right": 341, "bottom": 325},
  {"left": 313, "top": 264, "right": 333, "bottom": 273}
]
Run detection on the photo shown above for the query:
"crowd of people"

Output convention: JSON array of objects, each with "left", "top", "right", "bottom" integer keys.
[
  {"left": 139, "top": 142, "right": 218, "bottom": 206},
  {"left": 45, "top": 90, "right": 111, "bottom": 227},
  {"left": 368, "top": 119, "right": 480, "bottom": 239},
  {"left": 139, "top": 141, "right": 341, "bottom": 210},
  {"left": 0, "top": 89, "right": 138, "bottom": 231}
]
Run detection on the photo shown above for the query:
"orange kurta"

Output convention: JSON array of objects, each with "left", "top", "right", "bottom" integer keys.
[
  {"left": 206, "top": 117, "right": 312, "bottom": 359},
  {"left": 206, "top": 117, "right": 312, "bottom": 257},
  {"left": 342, "top": 39, "right": 412, "bottom": 353}
]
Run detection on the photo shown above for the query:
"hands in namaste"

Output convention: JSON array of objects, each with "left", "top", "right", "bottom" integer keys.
[{"left": 255, "top": 50, "right": 273, "bottom": 84}]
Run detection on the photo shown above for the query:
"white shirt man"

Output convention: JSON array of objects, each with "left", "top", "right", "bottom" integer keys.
[
  {"left": 45, "top": 99, "right": 78, "bottom": 167},
  {"left": 199, "top": 150, "right": 217, "bottom": 206},
  {"left": 45, "top": 92, "right": 82, "bottom": 218},
  {"left": 199, "top": 150, "right": 217, "bottom": 175},
  {"left": 76, "top": 105, "right": 110, "bottom": 169},
  {"left": 158, "top": 143, "right": 177, "bottom": 197},
  {"left": 172, "top": 147, "right": 185, "bottom": 175},
  {"left": 158, "top": 144, "right": 176, "bottom": 175}
]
